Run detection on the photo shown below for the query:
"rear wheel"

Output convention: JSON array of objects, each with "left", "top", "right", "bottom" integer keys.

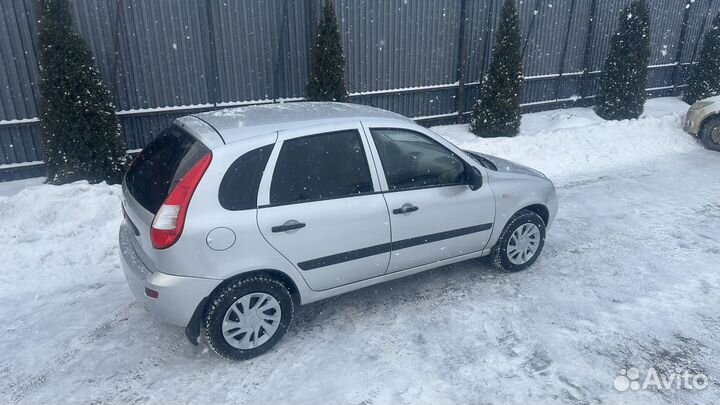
[
  {"left": 700, "top": 116, "right": 720, "bottom": 152},
  {"left": 204, "top": 276, "right": 294, "bottom": 361},
  {"left": 491, "top": 210, "right": 546, "bottom": 272}
]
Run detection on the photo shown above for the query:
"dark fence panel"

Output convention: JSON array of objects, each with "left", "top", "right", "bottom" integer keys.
[
  {"left": 0, "top": 123, "right": 43, "bottom": 165},
  {"left": 678, "top": 0, "right": 718, "bottom": 83},
  {"left": 0, "top": 0, "right": 40, "bottom": 121},
  {"left": 1, "top": 0, "right": 720, "bottom": 179},
  {"left": 109, "top": 0, "right": 214, "bottom": 110},
  {"left": 340, "top": 0, "right": 461, "bottom": 91},
  {"left": 211, "top": 0, "right": 285, "bottom": 103}
]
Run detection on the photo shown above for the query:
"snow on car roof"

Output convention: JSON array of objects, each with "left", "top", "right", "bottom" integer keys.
[{"left": 187, "top": 102, "right": 411, "bottom": 143}]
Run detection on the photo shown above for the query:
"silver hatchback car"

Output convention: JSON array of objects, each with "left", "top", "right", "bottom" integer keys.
[{"left": 120, "top": 102, "right": 558, "bottom": 360}]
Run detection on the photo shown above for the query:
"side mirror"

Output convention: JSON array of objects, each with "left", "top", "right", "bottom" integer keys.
[{"left": 467, "top": 166, "right": 483, "bottom": 191}]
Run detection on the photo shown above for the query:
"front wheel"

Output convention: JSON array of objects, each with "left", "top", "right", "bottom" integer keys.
[
  {"left": 491, "top": 210, "right": 546, "bottom": 272},
  {"left": 700, "top": 116, "right": 720, "bottom": 152},
  {"left": 204, "top": 276, "right": 294, "bottom": 361}
]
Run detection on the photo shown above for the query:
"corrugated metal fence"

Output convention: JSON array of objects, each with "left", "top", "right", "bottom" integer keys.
[{"left": 1, "top": 0, "right": 719, "bottom": 178}]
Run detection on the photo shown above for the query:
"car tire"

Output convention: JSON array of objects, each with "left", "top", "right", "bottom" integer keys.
[
  {"left": 204, "top": 275, "right": 294, "bottom": 361},
  {"left": 491, "top": 209, "right": 546, "bottom": 272},
  {"left": 700, "top": 116, "right": 720, "bottom": 152}
]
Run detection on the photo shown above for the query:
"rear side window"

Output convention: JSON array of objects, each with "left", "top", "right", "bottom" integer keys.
[
  {"left": 219, "top": 145, "right": 273, "bottom": 210},
  {"left": 269, "top": 130, "right": 373, "bottom": 205},
  {"left": 125, "top": 126, "right": 210, "bottom": 214}
]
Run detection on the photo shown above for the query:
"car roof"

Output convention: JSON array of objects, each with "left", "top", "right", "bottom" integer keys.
[{"left": 183, "top": 102, "right": 413, "bottom": 144}]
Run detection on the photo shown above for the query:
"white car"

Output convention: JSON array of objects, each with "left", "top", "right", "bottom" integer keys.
[{"left": 685, "top": 95, "right": 720, "bottom": 151}]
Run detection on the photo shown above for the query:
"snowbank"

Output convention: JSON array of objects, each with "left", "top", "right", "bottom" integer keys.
[
  {"left": 432, "top": 97, "right": 701, "bottom": 182},
  {"left": 0, "top": 181, "right": 123, "bottom": 297},
  {"left": 0, "top": 177, "right": 45, "bottom": 198}
]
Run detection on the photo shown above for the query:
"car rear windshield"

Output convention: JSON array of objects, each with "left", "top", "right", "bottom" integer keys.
[{"left": 125, "top": 126, "right": 210, "bottom": 214}]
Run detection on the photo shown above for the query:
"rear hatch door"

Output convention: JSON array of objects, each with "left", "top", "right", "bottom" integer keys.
[{"left": 122, "top": 124, "right": 212, "bottom": 270}]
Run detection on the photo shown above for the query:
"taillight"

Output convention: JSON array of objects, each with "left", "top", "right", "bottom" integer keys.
[{"left": 151, "top": 153, "right": 212, "bottom": 249}]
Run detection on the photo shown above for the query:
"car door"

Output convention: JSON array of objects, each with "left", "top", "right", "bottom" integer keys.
[
  {"left": 365, "top": 125, "right": 496, "bottom": 273},
  {"left": 256, "top": 122, "right": 392, "bottom": 291}
]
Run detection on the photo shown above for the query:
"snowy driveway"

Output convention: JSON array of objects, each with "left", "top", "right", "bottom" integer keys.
[{"left": 1, "top": 99, "right": 719, "bottom": 404}]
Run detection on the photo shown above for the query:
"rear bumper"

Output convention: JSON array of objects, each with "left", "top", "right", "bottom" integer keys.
[{"left": 119, "top": 222, "right": 220, "bottom": 327}]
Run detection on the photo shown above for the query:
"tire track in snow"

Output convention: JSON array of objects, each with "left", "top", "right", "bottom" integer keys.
[
  {"left": 557, "top": 171, "right": 653, "bottom": 190},
  {"left": 4, "top": 303, "right": 134, "bottom": 405},
  {"left": 87, "top": 338, "right": 188, "bottom": 405},
  {"left": 90, "top": 323, "right": 298, "bottom": 405}
]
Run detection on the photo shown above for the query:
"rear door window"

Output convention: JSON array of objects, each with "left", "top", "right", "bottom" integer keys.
[
  {"left": 269, "top": 130, "right": 373, "bottom": 205},
  {"left": 219, "top": 145, "right": 273, "bottom": 210},
  {"left": 125, "top": 126, "right": 210, "bottom": 214}
]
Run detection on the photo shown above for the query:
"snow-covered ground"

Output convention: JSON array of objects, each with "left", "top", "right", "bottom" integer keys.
[{"left": 1, "top": 98, "right": 719, "bottom": 404}]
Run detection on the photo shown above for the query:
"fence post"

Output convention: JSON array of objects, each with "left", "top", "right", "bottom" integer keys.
[
  {"left": 273, "top": 0, "right": 290, "bottom": 102},
  {"left": 554, "top": 0, "right": 578, "bottom": 101},
  {"left": 522, "top": 0, "right": 543, "bottom": 59},
  {"left": 204, "top": 0, "right": 220, "bottom": 107},
  {"left": 307, "top": 0, "right": 317, "bottom": 78},
  {"left": 110, "top": 0, "right": 124, "bottom": 105},
  {"left": 578, "top": 0, "right": 598, "bottom": 101},
  {"left": 672, "top": 0, "right": 693, "bottom": 93},
  {"left": 455, "top": 0, "right": 469, "bottom": 121}
]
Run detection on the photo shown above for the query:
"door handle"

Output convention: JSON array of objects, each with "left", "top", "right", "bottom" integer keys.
[
  {"left": 393, "top": 203, "right": 419, "bottom": 215},
  {"left": 271, "top": 221, "right": 306, "bottom": 233}
]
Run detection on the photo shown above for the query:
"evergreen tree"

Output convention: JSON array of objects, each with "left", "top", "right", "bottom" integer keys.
[
  {"left": 470, "top": 0, "right": 524, "bottom": 138},
  {"left": 594, "top": 0, "right": 651, "bottom": 121},
  {"left": 37, "top": 0, "right": 127, "bottom": 185},
  {"left": 683, "top": 12, "right": 720, "bottom": 105},
  {"left": 306, "top": 0, "right": 348, "bottom": 102}
]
